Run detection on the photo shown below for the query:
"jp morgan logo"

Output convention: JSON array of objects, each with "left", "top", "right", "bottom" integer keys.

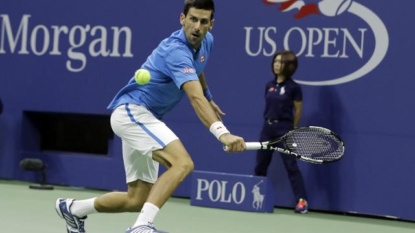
[
  {"left": 245, "top": 0, "right": 389, "bottom": 86},
  {"left": 0, "top": 14, "right": 133, "bottom": 72}
]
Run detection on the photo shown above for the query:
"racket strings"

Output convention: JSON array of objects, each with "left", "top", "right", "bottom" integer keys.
[{"left": 285, "top": 128, "right": 344, "bottom": 161}]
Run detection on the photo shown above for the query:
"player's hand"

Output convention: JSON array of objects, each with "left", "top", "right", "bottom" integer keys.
[
  {"left": 209, "top": 100, "right": 225, "bottom": 120},
  {"left": 219, "top": 133, "right": 246, "bottom": 152}
]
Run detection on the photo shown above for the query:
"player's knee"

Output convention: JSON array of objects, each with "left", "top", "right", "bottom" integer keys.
[
  {"left": 185, "top": 159, "right": 195, "bottom": 173},
  {"left": 174, "top": 157, "right": 194, "bottom": 175},
  {"left": 180, "top": 159, "right": 195, "bottom": 174}
]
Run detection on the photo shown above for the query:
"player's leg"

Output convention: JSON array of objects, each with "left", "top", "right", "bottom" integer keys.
[
  {"left": 92, "top": 180, "right": 152, "bottom": 213},
  {"left": 56, "top": 179, "right": 153, "bottom": 233},
  {"left": 129, "top": 140, "right": 194, "bottom": 232},
  {"left": 69, "top": 142, "right": 155, "bottom": 215},
  {"left": 134, "top": 139, "right": 193, "bottom": 215},
  {"left": 55, "top": 106, "right": 157, "bottom": 233},
  {"left": 92, "top": 141, "right": 156, "bottom": 213},
  {"left": 112, "top": 103, "right": 191, "bottom": 232}
]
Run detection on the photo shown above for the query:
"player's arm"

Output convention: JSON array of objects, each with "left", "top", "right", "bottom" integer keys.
[
  {"left": 182, "top": 81, "right": 245, "bottom": 152},
  {"left": 182, "top": 80, "right": 220, "bottom": 128},
  {"left": 165, "top": 48, "right": 244, "bottom": 151},
  {"left": 198, "top": 72, "right": 209, "bottom": 92},
  {"left": 293, "top": 100, "right": 302, "bottom": 128},
  {"left": 198, "top": 72, "right": 225, "bottom": 118}
]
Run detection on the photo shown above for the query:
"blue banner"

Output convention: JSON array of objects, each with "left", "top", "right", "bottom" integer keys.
[{"left": 191, "top": 171, "right": 274, "bottom": 213}]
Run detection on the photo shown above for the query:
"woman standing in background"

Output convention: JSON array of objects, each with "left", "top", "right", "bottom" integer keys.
[{"left": 254, "top": 50, "right": 309, "bottom": 213}]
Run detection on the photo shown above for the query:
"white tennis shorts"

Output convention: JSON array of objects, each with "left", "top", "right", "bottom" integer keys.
[{"left": 110, "top": 103, "right": 178, "bottom": 184}]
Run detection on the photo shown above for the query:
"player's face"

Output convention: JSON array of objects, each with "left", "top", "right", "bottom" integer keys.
[
  {"left": 273, "top": 55, "right": 283, "bottom": 75},
  {"left": 180, "top": 8, "right": 214, "bottom": 49}
]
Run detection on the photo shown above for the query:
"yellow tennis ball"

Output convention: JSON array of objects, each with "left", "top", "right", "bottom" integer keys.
[{"left": 134, "top": 69, "right": 151, "bottom": 85}]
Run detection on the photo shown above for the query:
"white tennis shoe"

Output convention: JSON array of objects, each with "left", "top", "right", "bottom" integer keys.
[
  {"left": 125, "top": 223, "right": 168, "bottom": 233},
  {"left": 55, "top": 198, "right": 87, "bottom": 233}
]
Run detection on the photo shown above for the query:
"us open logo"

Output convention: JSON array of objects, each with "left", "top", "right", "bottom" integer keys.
[{"left": 245, "top": 0, "right": 389, "bottom": 86}]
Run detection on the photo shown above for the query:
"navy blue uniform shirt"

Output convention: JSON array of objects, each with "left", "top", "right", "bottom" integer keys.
[{"left": 263, "top": 78, "right": 302, "bottom": 122}]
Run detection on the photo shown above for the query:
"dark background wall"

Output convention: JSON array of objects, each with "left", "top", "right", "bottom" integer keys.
[{"left": 1, "top": 0, "right": 414, "bottom": 221}]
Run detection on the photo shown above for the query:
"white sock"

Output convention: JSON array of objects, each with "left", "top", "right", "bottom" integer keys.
[
  {"left": 70, "top": 198, "right": 98, "bottom": 218},
  {"left": 133, "top": 202, "right": 160, "bottom": 227}
]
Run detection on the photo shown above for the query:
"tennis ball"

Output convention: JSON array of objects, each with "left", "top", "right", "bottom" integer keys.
[{"left": 134, "top": 69, "right": 151, "bottom": 85}]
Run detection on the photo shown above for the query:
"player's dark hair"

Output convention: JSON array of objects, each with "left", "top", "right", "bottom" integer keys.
[
  {"left": 271, "top": 50, "right": 298, "bottom": 79},
  {"left": 184, "top": 0, "right": 215, "bottom": 20}
]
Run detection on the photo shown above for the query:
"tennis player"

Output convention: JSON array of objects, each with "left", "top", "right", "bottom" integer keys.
[{"left": 55, "top": 0, "right": 245, "bottom": 233}]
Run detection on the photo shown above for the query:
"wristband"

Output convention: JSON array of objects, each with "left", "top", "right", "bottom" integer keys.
[
  {"left": 204, "top": 89, "right": 213, "bottom": 101},
  {"left": 209, "top": 121, "right": 230, "bottom": 140}
]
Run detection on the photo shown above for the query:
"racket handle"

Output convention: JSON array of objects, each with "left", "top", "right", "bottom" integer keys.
[
  {"left": 245, "top": 142, "right": 264, "bottom": 150},
  {"left": 223, "top": 142, "right": 264, "bottom": 151}
]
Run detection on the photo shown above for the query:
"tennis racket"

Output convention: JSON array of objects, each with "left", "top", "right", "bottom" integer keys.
[{"left": 225, "top": 126, "right": 345, "bottom": 164}]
